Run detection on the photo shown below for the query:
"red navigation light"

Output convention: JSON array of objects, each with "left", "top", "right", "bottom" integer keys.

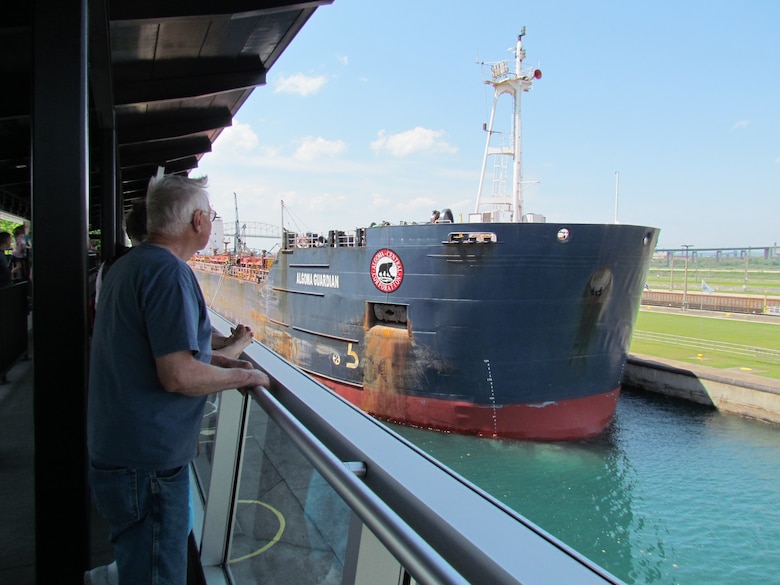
[{"left": 534, "top": 69, "right": 542, "bottom": 79}]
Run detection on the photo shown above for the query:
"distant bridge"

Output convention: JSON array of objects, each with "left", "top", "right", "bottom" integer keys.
[{"left": 223, "top": 221, "right": 283, "bottom": 240}]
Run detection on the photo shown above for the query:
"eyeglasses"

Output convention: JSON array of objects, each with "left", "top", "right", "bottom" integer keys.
[{"left": 192, "top": 208, "right": 217, "bottom": 226}]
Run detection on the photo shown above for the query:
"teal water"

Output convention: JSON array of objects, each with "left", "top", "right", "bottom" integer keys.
[{"left": 390, "top": 389, "right": 780, "bottom": 585}]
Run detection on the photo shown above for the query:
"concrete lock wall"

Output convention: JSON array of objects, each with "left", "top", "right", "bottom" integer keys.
[{"left": 624, "top": 355, "right": 780, "bottom": 426}]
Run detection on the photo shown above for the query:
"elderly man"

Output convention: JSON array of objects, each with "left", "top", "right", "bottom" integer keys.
[{"left": 86, "top": 174, "right": 269, "bottom": 585}]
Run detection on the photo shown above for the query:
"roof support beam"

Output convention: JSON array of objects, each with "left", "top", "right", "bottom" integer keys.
[
  {"left": 115, "top": 62, "right": 267, "bottom": 105},
  {"left": 88, "top": 0, "right": 115, "bottom": 129},
  {"left": 32, "top": 0, "right": 91, "bottom": 581},
  {"left": 100, "top": 156, "right": 199, "bottom": 182},
  {"left": 118, "top": 135, "right": 211, "bottom": 167},
  {"left": 117, "top": 107, "right": 233, "bottom": 144},
  {"left": 108, "top": 0, "right": 332, "bottom": 21}
]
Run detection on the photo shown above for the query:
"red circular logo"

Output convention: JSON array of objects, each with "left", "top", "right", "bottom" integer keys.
[{"left": 370, "top": 249, "right": 404, "bottom": 292}]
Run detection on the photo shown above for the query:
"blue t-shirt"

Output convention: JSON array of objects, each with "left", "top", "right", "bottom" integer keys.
[{"left": 87, "top": 242, "right": 213, "bottom": 470}]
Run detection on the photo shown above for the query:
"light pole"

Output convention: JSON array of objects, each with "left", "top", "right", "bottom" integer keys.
[{"left": 682, "top": 244, "right": 693, "bottom": 310}]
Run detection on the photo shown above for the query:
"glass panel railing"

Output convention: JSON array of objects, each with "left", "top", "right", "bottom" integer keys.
[
  {"left": 227, "top": 402, "right": 349, "bottom": 585},
  {"left": 193, "top": 393, "right": 222, "bottom": 496}
]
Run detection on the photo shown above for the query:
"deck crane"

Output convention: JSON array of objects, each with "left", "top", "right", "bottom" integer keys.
[{"left": 233, "top": 192, "right": 247, "bottom": 255}]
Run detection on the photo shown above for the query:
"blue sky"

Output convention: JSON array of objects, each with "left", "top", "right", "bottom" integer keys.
[{"left": 198, "top": 0, "right": 779, "bottom": 251}]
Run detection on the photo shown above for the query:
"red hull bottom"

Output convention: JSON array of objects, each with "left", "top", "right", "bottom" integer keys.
[{"left": 316, "top": 379, "right": 621, "bottom": 441}]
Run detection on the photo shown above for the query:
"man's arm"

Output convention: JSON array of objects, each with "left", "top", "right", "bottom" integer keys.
[
  {"left": 156, "top": 350, "right": 269, "bottom": 397},
  {"left": 212, "top": 324, "right": 254, "bottom": 360}
]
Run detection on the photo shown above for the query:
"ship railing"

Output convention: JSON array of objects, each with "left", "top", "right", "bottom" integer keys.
[
  {"left": 226, "top": 265, "right": 268, "bottom": 284},
  {"left": 189, "top": 258, "right": 271, "bottom": 285},
  {"left": 285, "top": 229, "right": 366, "bottom": 250},
  {"left": 191, "top": 311, "right": 625, "bottom": 585},
  {"left": 189, "top": 258, "right": 225, "bottom": 275}
]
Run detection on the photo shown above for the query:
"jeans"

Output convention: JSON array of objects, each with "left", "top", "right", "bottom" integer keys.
[{"left": 88, "top": 462, "right": 191, "bottom": 585}]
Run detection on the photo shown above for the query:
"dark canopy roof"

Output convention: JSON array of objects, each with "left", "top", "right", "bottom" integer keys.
[
  {"left": 0, "top": 5, "right": 331, "bottom": 576},
  {"left": 0, "top": 0, "right": 332, "bottom": 230}
]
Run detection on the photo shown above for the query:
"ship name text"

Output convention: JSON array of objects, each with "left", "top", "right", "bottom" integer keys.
[{"left": 296, "top": 271, "right": 340, "bottom": 289}]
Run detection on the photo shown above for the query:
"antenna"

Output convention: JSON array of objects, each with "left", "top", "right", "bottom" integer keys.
[{"left": 233, "top": 193, "right": 241, "bottom": 255}]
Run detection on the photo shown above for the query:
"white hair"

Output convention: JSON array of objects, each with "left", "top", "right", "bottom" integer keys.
[{"left": 145, "top": 174, "right": 209, "bottom": 237}]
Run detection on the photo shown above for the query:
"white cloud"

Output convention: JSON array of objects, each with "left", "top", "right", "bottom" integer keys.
[
  {"left": 370, "top": 127, "right": 458, "bottom": 157},
  {"left": 732, "top": 119, "right": 750, "bottom": 130},
  {"left": 337, "top": 54, "right": 349, "bottom": 66},
  {"left": 274, "top": 73, "right": 328, "bottom": 96},
  {"left": 402, "top": 196, "right": 438, "bottom": 212},
  {"left": 306, "top": 192, "right": 349, "bottom": 212},
  {"left": 211, "top": 121, "right": 259, "bottom": 154},
  {"left": 447, "top": 198, "right": 472, "bottom": 213},
  {"left": 371, "top": 194, "right": 392, "bottom": 208},
  {"left": 294, "top": 136, "right": 348, "bottom": 161}
]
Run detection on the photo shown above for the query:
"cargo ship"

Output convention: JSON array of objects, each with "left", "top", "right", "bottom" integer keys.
[{"left": 191, "top": 30, "right": 659, "bottom": 440}]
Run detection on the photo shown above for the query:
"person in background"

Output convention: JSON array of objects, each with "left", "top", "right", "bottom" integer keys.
[
  {"left": 0, "top": 231, "right": 12, "bottom": 287},
  {"left": 23, "top": 223, "right": 32, "bottom": 280},
  {"left": 85, "top": 174, "right": 270, "bottom": 585},
  {"left": 94, "top": 201, "right": 148, "bottom": 308},
  {"left": 10, "top": 224, "right": 29, "bottom": 283}
]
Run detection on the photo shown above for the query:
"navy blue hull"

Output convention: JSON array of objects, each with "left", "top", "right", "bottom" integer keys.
[{"left": 193, "top": 221, "right": 658, "bottom": 440}]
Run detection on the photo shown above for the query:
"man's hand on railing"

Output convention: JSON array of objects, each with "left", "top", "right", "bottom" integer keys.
[{"left": 237, "top": 364, "right": 270, "bottom": 396}]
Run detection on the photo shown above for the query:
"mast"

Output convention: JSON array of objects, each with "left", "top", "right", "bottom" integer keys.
[
  {"left": 233, "top": 192, "right": 240, "bottom": 255},
  {"left": 280, "top": 200, "right": 286, "bottom": 250},
  {"left": 475, "top": 27, "right": 541, "bottom": 223}
]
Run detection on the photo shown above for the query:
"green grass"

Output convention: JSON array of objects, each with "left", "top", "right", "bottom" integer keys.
[{"left": 630, "top": 310, "right": 780, "bottom": 380}]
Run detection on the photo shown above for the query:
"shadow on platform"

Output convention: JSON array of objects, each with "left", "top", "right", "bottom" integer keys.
[{"left": 0, "top": 324, "right": 112, "bottom": 584}]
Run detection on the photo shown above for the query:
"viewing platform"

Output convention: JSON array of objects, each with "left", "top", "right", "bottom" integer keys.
[{"left": 0, "top": 310, "right": 626, "bottom": 585}]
